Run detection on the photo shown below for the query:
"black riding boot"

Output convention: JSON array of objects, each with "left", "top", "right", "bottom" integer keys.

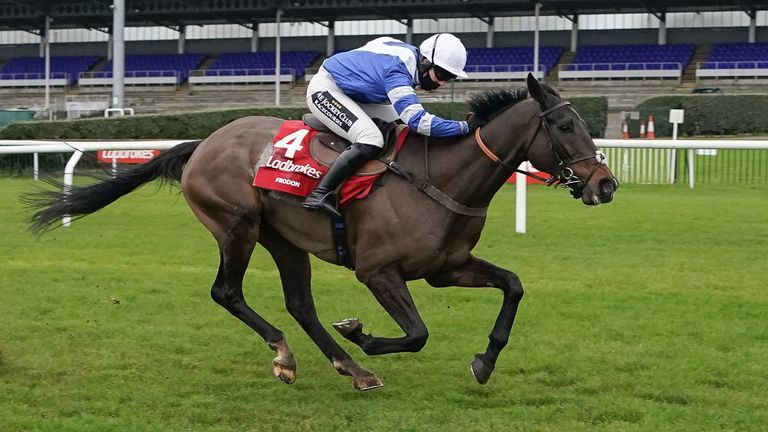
[{"left": 302, "top": 143, "right": 380, "bottom": 218}]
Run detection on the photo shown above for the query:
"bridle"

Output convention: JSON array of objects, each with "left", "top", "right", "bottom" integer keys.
[{"left": 474, "top": 99, "right": 607, "bottom": 199}]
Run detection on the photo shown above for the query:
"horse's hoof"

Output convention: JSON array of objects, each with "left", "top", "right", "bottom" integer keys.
[
  {"left": 333, "top": 317, "right": 362, "bottom": 338},
  {"left": 470, "top": 354, "right": 493, "bottom": 385},
  {"left": 354, "top": 372, "right": 383, "bottom": 391},
  {"left": 273, "top": 359, "right": 297, "bottom": 384}
]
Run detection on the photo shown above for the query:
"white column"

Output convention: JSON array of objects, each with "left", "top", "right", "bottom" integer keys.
[
  {"left": 112, "top": 0, "right": 125, "bottom": 110},
  {"left": 486, "top": 16, "right": 494, "bottom": 48},
  {"left": 405, "top": 18, "right": 413, "bottom": 44},
  {"left": 107, "top": 34, "right": 113, "bottom": 60},
  {"left": 326, "top": 20, "right": 335, "bottom": 57},
  {"left": 43, "top": 16, "right": 51, "bottom": 119},
  {"left": 275, "top": 8, "right": 282, "bottom": 107},
  {"left": 251, "top": 24, "right": 259, "bottom": 52},
  {"left": 177, "top": 25, "right": 187, "bottom": 54},
  {"left": 570, "top": 15, "right": 579, "bottom": 52},
  {"left": 749, "top": 14, "right": 757, "bottom": 43},
  {"left": 533, "top": 2, "right": 541, "bottom": 76},
  {"left": 39, "top": 22, "right": 48, "bottom": 57},
  {"left": 658, "top": 13, "right": 667, "bottom": 45}
]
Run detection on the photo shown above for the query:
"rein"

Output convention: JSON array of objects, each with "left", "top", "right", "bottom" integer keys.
[
  {"left": 474, "top": 127, "right": 553, "bottom": 185},
  {"left": 475, "top": 100, "right": 606, "bottom": 198},
  {"left": 378, "top": 98, "right": 603, "bottom": 216},
  {"left": 378, "top": 136, "right": 489, "bottom": 217}
]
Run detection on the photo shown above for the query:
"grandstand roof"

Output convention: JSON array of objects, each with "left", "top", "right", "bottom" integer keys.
[{"left": 1, "top": 1, "right": 767, "bottom": 33}]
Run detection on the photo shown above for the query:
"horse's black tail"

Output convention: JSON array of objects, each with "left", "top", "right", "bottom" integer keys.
[{"left": 24, "top": 140, "right": 203, "bottom": 233}]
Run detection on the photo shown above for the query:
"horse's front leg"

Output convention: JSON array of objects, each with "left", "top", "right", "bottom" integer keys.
[
  {"left": 425, "top": 255, "right": 524, "bottom": 385},
  {"left": 333, "top": 267, "right": 430, "bottom": 355}
]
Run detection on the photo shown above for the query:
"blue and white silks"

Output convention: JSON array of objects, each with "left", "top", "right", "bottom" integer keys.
[{"left": 321, "top": 37, "right": 468, "bottom": 138}]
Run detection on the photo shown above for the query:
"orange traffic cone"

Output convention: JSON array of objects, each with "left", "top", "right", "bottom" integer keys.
[
  {"left": 646, "top": 115, "right": 655, "bottom": 139},
  {"left": 639, "top": 120, "right": 646, "bottom": 138},
  {"left": 621, "top": 118, "right": 629, "bottom": 139}
]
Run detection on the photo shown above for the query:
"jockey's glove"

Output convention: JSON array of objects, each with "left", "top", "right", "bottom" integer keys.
[{"left": 459, "top": 121, "right": 469, "bottom": 135}]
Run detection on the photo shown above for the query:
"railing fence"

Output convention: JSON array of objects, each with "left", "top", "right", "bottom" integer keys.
[{"left": 2, "top": 138, "right": 768, "bottom": 231}]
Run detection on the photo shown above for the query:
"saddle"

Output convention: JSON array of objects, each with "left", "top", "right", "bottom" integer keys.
[{"left": 302, "top": 113, "right": 402, "bottom": 175}]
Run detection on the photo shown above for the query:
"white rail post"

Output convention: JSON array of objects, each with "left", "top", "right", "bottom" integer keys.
[
  {"left": 515, "top": 164, "right": 527, "bottom": 234},
  {"left": 33, "top": 153, "right": 39, "bottom": 181},
  {"left": 669, "top": 109, "right": 688, "bottom": 188},
  {"left": 688, "top": 147, "right": 695, "bottom": 189},
  {"left": 62, "top": 150, "right": 84, "bottom": 227}
]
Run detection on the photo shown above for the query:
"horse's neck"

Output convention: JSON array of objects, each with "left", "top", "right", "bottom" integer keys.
[{"left": 415, "top": 101, "right": 537, "bottom": 208}]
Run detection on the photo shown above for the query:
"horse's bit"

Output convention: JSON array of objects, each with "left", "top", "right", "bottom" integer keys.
[{"left": 474, "top": 100, "right": 607, "bottom": 199}]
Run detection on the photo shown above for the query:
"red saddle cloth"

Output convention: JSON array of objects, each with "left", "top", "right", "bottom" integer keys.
[{"left": 253, "top": 120, "right": 408, "bottom": 206}]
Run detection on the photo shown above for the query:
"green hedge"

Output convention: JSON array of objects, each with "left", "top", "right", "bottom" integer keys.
[
  {"left": 0, "top": 98, "right": 607, "bottom": 173},
  {"left": 0, "top": 108, "right": 309, "bottom": 140},
  {"left": 635, "top": 95, "right": 768, "bottom": 137}
]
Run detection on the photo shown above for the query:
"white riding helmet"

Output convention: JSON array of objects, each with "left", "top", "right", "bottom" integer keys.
[{"left": 419, "top": 33, "right": 468, "bottom": 79}]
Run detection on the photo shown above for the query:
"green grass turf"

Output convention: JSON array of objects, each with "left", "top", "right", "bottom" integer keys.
[{"left": 1, "top": 177, "right": 766, "bottom": 431}]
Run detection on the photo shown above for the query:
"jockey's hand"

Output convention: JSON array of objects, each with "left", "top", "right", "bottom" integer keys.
[{"left": 459, "top": 121, "right": 469, "bottom": 135}]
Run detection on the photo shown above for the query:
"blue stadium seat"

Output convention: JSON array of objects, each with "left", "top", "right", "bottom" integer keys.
[
  {"left": 569, "top": 44, "right": 694, "bottom": 72},
  {"left": 705, "top": 43, "right": 768, "bottom": 69},
  {"left": 465, "top": 46, "right": 563, "bottom": 74},
  {"left": 206, "top": 51, "right": 319, "bottom": 78},
  {"left": 102, "top": 53, "right": 205, "bottom": 82},
  {"left": 0, "top": 55, "right": 99, "bottom": 84}
]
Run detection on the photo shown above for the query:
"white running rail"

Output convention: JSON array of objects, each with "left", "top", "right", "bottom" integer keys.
[{"left": 3, "top": 138, "right": 768, "bottom": 232}]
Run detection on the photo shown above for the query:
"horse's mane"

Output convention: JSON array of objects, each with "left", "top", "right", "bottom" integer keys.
[{"left": 466, "top": 82, "right": 560, "bottom": 131}]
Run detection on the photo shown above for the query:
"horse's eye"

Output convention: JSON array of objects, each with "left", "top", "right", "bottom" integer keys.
[{"left": 558, "top": 121, "right": 574, "bottom": 133}]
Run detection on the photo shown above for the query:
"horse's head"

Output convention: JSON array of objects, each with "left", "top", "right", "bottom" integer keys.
[{"left": 525, "top": 73, "right": 619, "bottom": 205}]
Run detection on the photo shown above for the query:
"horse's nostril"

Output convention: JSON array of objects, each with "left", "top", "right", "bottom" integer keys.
[{"left": 600, "top": 178, "right": 617, "bottom": 195}]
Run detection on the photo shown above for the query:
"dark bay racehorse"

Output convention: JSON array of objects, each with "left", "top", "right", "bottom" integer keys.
[{"left": 27, "top": 74, "right": 617, "bottom": 391}]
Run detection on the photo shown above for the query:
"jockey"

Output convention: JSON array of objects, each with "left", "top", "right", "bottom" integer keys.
[{"left": 303, "top": 33, "right": 470, "bottom": 217}]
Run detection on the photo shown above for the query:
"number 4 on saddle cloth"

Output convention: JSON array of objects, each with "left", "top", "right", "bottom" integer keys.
[{"left": 253, "top": 116, "right": 409, "bottom": 210}]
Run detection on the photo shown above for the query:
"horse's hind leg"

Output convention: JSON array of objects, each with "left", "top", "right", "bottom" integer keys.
[
  {"left": 425, "top": 255, "right": 524, "bottom": 385},
  {"left": 259, "top": 223, "right": 382, "bottom": 391},
  {"left": 208, "top": 217, "right": 298, "bottom": 384}
]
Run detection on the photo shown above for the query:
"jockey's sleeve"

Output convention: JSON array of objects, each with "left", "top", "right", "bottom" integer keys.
[{"left": 383, "top": 68, "right": 469, "bottom": 137}]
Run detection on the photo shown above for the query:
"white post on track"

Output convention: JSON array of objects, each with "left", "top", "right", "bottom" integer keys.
[
  {"left": 515, "top": 164, "right": 527, "bottom": 234},
  {"left": 62, "top": 150, "right": 83, "bottom": 227}
]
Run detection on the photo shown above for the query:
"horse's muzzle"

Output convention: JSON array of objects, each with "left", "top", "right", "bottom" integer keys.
[
  {"left": 597, "top": 177, "right": 619, "bottom": 204},
  {"left": 581, "top": 177, "right": 618, "bottom": 205}
]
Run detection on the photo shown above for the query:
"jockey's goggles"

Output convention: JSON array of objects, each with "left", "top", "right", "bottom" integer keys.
[{"left": 433, "top": 65, "right": 457, "bottom": 82}]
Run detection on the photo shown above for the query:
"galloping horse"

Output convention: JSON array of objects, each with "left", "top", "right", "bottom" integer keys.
[{"left": 27, "top": 74, "right": 617, "bottom": 391}]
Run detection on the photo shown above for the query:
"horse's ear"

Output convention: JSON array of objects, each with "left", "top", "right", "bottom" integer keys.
[
  {"left": 527, "top": 73, "right": 545, "bottom": 104},
  {"left": 465, "top": 112, "right": 475, "bottom": 122}
]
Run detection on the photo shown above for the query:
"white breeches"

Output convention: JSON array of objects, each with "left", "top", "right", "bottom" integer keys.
[{"left": 306, "top": 68, "right": 399, "bottom": 148}]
